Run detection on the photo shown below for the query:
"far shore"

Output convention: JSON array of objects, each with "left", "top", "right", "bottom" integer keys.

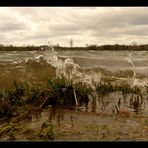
[{"left": 0, "top": 44, "right": 148, "bottom": 51}]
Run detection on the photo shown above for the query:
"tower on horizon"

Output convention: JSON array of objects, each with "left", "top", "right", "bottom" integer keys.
[{"left": 70, "top": 38, "right": 73, "bottom": 47}]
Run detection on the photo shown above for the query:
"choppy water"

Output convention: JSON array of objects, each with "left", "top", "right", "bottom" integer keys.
[
  {"left": 58, "top": 50, "right": 148, "bottom": 73},
  {"left": 1, "top": 50, "right": 148, "bottom": 71},
  {"left": 0, "top": 49, "right": 148, "bottom": 88}
]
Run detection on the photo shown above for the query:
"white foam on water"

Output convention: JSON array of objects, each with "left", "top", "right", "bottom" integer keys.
[
  {"left": 133, "top": 78, "right": 148, "bottom": 87},
  {"left": 125, "top": 53, "right": 137, "bottom": 86},
  {"left": 125, "top": 52, "right": 148, "bottom": 87},
  {"left": 45, "top": 44, "right": 102, "bottom": 88}
]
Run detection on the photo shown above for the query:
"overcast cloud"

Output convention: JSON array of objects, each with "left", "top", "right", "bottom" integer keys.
[{"left": 0, "top": 7, "right": 148, "bottom": 46}]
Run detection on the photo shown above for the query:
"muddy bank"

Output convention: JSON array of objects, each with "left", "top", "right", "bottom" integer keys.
[{"left": 0, "top": 108, "right": 148, "bottom": 141}]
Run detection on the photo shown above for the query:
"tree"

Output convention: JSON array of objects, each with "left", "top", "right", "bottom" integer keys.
[
  {"left": 0, "top": 44, "right": 4, "bottom": 47},
  {"left": 130, "top": 41, "right": 137, "bottom": 46}
]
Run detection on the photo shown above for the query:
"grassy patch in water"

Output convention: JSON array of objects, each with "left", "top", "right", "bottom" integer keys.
[{"left": 0, "top": 76, "right": 147, "bottom": 121}]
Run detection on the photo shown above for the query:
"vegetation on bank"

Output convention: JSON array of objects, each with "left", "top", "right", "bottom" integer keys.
[
  {"left": 0, "top": 76, "right": 147, "bottom": 122},
  {"left": 1, "top": 44, "right": 148, "bottom": 51}
]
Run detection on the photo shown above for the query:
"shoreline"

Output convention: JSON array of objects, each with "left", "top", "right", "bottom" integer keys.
[{"left": 1, "top": 45, "right": 148, "bottom": 51}]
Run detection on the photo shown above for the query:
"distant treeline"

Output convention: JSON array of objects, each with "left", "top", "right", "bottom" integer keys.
[
  {"left": 55, "top": 44, "right": 148, "bottom": 51},
  {"left": 0, "top": 45, "right": 41, "bottom": 51},
  {"left": 0, "top": 44, "right": 148, "bottom": 51}
]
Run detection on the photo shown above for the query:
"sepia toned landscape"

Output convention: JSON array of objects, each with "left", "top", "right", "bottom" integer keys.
[{"left": 0, "top": 7, "right": 148, "bottom": 141}]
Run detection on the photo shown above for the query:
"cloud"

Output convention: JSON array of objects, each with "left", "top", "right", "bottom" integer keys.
[
  {"left": 0, "top": 22, "right": 28, "bottom": 31},
  {"left": 0, "top": 7, "right": 148, "bottom": 46}
]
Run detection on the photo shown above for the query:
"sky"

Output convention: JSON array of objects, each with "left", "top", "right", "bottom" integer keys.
[{"left": 0, "top": 7, "right": 148, "bottom": 47}]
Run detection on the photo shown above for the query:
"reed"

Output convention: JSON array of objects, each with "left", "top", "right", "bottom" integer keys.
[{"left": 0, "top": 76, "right": 147, "bottom": 120}]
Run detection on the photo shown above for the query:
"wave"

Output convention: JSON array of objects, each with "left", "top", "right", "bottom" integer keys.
[{"left": 0, "top": 48, "right": 148, "bottom": 90}]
